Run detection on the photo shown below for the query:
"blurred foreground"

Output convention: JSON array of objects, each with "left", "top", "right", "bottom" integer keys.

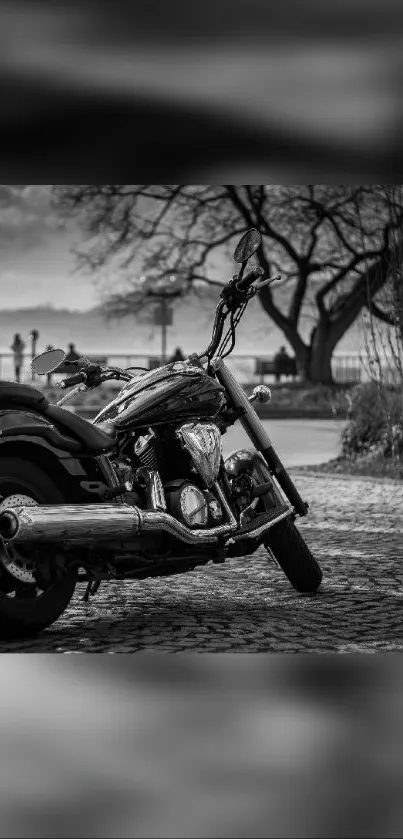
[
  {"left": 1, "top": 655, "right": 403, "bottom": 837},
  {"left": 1, "top": 0, "right": 403, "bottom": 179}
]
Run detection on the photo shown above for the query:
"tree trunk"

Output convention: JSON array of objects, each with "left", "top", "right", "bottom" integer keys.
[
  {"left": 305, "top": 322, "right": 335, "bottom": 384},
  {"left": 307, "top": 342, "right": 334, "bottom": 384}
]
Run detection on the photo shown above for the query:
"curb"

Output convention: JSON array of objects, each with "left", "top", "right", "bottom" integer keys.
[
  {"left": 290, "top": 468, "right": 403, "bottom": 486},
  {"left": 255, "top": 408, "right": 339, "bottom": 420}
]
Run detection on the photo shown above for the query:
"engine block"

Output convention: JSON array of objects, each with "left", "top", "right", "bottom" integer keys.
[{"left": 133, "top": 429, "right": 193, "bottom": 482}]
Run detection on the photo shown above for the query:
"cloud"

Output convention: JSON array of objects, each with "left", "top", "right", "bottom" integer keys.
[
  {"left": 0, "top": 185, "right": 63, "bottom": 250},
  {"left": 0, "top": 269, "right": 42, "bottom": 306},
  {"left": 21, "top": 185, "right": 51, "bottom": 209}
]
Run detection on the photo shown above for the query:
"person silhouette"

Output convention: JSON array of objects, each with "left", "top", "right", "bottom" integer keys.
[
  {"left": 65, "top": 343, "right": 81, "bottom": 364},
  {"left": 274, "top": 346, "right": 291, "bottom": 383},
  {"left": 170, "top": 347, "right": 185, "bottom": 364},
  {"left": 11, "top": 333, "right": 26, "bottom": 383}
]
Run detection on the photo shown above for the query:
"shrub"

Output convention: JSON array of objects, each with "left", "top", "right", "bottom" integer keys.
[{"left": 341, "top": 381, "right": 403, "bottom": 459}]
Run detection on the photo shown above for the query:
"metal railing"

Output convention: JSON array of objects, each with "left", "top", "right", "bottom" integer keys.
[{"left": 0, "top": 351, "right": 396, "bottom": 387}]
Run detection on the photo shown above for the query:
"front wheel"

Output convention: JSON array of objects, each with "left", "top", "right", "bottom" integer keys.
[
  {"left": 0, "top": 457, "right": 77, "bottom": 639},
  {"left": 264, "top": 516, "right": 322, "bottom": 593}
]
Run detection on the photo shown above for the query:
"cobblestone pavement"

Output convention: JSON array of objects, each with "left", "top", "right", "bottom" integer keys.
[{"left": 2, "top": 473, "right": 403, "bottom": 653}]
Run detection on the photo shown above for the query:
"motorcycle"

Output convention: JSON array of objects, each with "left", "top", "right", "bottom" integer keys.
[{"left": 0, "top": 228, "right": 322, "bottom": 639}]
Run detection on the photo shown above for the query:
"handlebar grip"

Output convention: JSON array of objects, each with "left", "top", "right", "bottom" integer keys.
[
  {"left": 236, "top": 266, "right": 264, "bottom": 291},
  {"left": 59, "top": 371, "right": 88, "bottom": 389}
]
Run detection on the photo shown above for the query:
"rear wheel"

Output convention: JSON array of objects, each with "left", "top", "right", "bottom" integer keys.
[
  {"left": 0, "top": 458, "right": 77, "bottom": 639},
  {"left": 264, "top": 516, "right": 322, "bottom": 593}
]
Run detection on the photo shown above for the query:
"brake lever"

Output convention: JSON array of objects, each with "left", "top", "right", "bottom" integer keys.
[
  {"left": 255, "top": 274, "right": 282, "bottom": 291},
  {"left": 104, "top": 366, "right": 134, "bottom": 382},
  {"left": 55, "top": 383, "right": 88, "bottom": 407}
]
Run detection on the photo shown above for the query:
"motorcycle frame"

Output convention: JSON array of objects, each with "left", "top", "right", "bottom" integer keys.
[{"left": 0, "top": 360, "right": 308, "bottom": 520}]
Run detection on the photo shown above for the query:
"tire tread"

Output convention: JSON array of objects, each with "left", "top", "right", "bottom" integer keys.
[{"left": 265, "top": 517, "right": 322, "bottom": 593}]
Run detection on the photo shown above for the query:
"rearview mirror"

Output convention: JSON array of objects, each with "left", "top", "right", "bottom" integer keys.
[
  {"left": 31, "top": 349, "right": 66, "bottom": 375},
  {"left": 234, "top": 228, "right": 262, "bottom": 263}
]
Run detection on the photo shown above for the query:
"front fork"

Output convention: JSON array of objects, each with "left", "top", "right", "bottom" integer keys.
[{"left": 212, "top": 358, "right": 309, "bottom": 517}]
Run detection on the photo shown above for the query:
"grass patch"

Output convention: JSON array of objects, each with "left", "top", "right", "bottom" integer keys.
[{"left": 298, "top": 453, "right": 403, "bottom": 481}]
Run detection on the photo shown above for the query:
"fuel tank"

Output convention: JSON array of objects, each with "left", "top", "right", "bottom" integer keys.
[{"left": 94, "top": 362, "right": 226, "bottom": 429}]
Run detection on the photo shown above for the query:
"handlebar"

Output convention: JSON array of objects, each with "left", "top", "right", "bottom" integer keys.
[
  {"left": 200, "top": 268, "right": 283, "bottom": 362},
  {"left": 56, "top": 370, "right": 88, "bottom": 390},
  {"left": 236, "top": 266, "right": 265, "bottom": 291},
  {"left": 55, "top": 361, "right": 134, "bottom": 393}
]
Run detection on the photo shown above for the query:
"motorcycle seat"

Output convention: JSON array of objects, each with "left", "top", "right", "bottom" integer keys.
[
  {"left": 45, "top": 406, "right": 118, "bottom": 452},
  {"left": 0, "top": 383, "right": 117, "bottom": 453},
  {"left": 0, "top": 381, "right": 49, "bottom": 411}
]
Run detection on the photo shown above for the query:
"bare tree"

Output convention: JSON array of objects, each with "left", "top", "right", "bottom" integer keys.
[
  {"left": 54, "top": 185, "right": 401, "bottom": 383},
  {"left": 366, "top": 187, "right": 403, "bottom": 348}
]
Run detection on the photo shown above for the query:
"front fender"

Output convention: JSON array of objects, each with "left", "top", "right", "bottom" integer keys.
[{"left": 224, "top": 448, "right": 285, "bottom": 511}]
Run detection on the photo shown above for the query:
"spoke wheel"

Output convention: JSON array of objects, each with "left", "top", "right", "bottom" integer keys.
[
  {"left": 0, "top": 458, "right": 77, "bottom": 639},
  {"left": 0, "top": 494, "right": 44, "bottom": 593}
]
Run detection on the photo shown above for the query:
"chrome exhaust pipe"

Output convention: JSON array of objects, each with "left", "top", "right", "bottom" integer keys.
[
  {"left": 0, "top": 505, "right": 142, "bottom": 545},
  {"left": 0, "top": 503, "right": 237, "bottom": 547}
]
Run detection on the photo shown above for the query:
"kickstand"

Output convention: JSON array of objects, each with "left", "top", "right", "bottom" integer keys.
[{"left": 83, "top": 581, "right": 102, "bottom": 602}]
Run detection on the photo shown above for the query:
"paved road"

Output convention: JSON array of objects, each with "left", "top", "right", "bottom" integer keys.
[
  {"left": 2, "top": 472, "right": 403, "bottom": 653},
  {"left": 223, "top": 418, "right": 344, "bottom": 466}
]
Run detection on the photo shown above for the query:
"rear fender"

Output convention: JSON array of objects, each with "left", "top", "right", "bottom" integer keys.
[{"left": 0, "top": 410, "right": 115, "bottom": 501}]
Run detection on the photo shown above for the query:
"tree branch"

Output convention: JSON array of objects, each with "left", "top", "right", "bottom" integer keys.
[{"left": 367, "top": 300, "right": 395, "bottom": 325}]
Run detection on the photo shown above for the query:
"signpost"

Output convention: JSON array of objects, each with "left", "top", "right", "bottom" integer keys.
[
  {"left": 140, "top": 274, "right": 183, "bottom": 366},
  {"left": 154, "top": 299, "right": 174, "bottom": 364}
]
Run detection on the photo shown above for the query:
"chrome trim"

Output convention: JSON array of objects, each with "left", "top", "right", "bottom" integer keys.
[
  {"left": 0, "top": 498, "right": 291, "bottom": 551},
  {"left": 213, "top": 481, "right": 237, "bottom": 528},
  {"left": 150, "top": 471, "right": 167, "bottom": 512},
  {"left": 240, "top": 497, "right": 259, "bottom": 527},
  {"left": 0, "top": 502, "right": 238, "bottom": 547},
  {"left": 227, "top": 507, "right": 292, "bottom": 545},
  {"left": 56, "top": 383, "right": 88, "bottom": 407},
  {"left": 0, "top": 505, "right": 142, "bottom": 544},
  {"left": 140, "top": 511, "right": 235, "bottom": 545},
  {"left": 249, "top": 385, "right": 272, "bottom": 405},
  {"left": 177, "top": 422, "right": 222, "bottom": 488},
  {"left": 137, "top": 468, "right": 167, "bottom": 512}
]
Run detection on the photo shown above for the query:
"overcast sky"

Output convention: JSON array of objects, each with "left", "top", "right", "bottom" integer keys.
[{"left": 0, "top": 186, "right": 98, "bottom": 311}]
